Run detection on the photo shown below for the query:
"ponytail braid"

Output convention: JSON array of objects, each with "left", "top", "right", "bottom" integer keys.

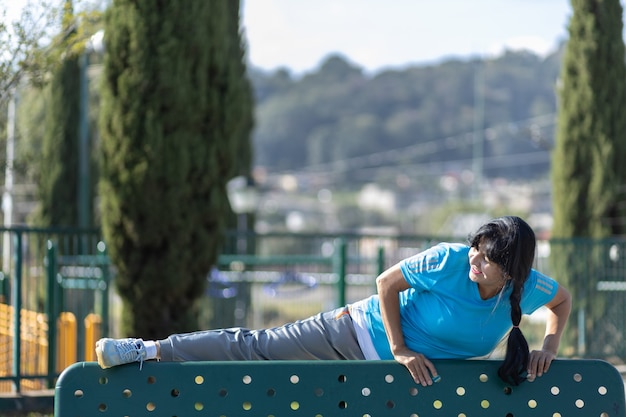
[
  {"left": 468, "top": 216, "right": 536, "bottom": 385},
  {"left": 498, "top": 279, "right": 529, "bottom": 385}
]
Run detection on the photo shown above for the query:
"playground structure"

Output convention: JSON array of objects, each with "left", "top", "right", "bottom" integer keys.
[{"left": 0, "top": 304, "right": 101, "bottom": 392}]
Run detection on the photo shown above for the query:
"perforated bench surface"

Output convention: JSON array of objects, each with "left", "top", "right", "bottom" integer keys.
[{"left": 55, "top": 359, "right": 625, "bottom": 417}]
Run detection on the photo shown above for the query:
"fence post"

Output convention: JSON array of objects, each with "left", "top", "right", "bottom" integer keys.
[
  {"left": 0, "top": 272, "right": 7, "bottom": 303},
  {"left": 46, "top": 241, "right": 58, "bottom": 387},
  {"left": 335, "top": 238, "right": 347, "bottom": 307},
  {"left": 11, "top": 230, "right": 22, "bottom": 393},
  {"left": 98, "top": 242, "right": 110, "bottom": 338},
  {"left": 376, "top": 245, "right": 385, "bottom": 276}
]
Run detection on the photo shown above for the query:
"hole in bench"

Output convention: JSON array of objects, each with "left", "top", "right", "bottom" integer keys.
[
  {"left": 147, "top": 376, "right": 156, "bottom": 384},
  {"left": 409, "top": 387, "right": 418, "bottom": 396},
  {"left": 242, "top": 375, "right": 252, "bottom": 384},
  {"left": 338, "top": 374, "right": 347, "bottom": 383},
  {"left": 479, "top": 374, "right": 488, "bottom": 382},
  {"left": 386, "top": 400, "right": 395, "bottom": 409},
  {"left": 456, "top": 387, "right": 465, "bottom": 396},
  {"left": 575, "top": 399, "right": 584, "bottom": 408},
  {"left": 170, "top": 388, "right": 179, "bottom": 397},
  {"left": 266, "top": 388, "right": 276, "bottom": 397},
  {"left": 527, "top": 399, "right": 537, "bottom": 409},
  {"left": 480, "top": 399, "right": 489, "bottom": 409},
  {"left": 314, "top": 387, "right": 324, "bottom": 397},
  {"left": 242, "top": 401, "right": 252, "bottom": 410},
  {"left": 194, "top": 375, "right": 204, "bottom": 385},
  {"left": 433, "top": 400, "right": 443, "bottom": 409},
  {"left": 573, "top": 373, "right": 582, "bottom": 382},
  {"left": 598, "top": 386, "right": 608, "bottom": 395},
  {"left": 551, "top": 386, "right": 560, "bottom": 395},
  {"left": 361, "top": 387, "right": 371, "bottom": 396},
  {"left": 290, "top": 401, "right": 299, "bottom": 410},
  {"left": 194, "top": 401, "right": 203, "bottom": 411},
  {"left": 290, "top": 374, "right": 299, "bottom": 384},
  {"left": 503, "top": 386, "right": 512, "bottom": 395},
  {"left": 122, "top": 389, "right": 132, "bottom": 398},
  {"left": 384, "top": 374, "right": 394, "bottom": 383},
  {"left": 98, "top": 403, "right": 107, "bottom": 412},
  {"left": 73, "top": 389, "right": 83, "bottom": 398},
  {"left": 218, "top": 388, "right": 228, "bottom": 397},
  {"left": 98, "top": 377, "right": 108, "bottom": 385},
  {"left": 338, "top": 400, "right": 348, "bottom": 409}
]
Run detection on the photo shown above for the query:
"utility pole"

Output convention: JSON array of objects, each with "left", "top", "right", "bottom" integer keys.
[{"left": 472, "top": 61, "right": 485, "bottom": 199}]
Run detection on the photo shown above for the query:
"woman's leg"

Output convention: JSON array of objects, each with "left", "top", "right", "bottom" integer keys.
[{"left": 158, "top": 306, "right": 365, "bottom": 361}]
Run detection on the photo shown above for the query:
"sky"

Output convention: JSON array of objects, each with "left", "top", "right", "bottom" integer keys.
[
  {"left": 5, "top": 0, "right": 624, "bottom": 76},
  {"left": 241, "top": 0, "right": 575, "bottom": 75}
]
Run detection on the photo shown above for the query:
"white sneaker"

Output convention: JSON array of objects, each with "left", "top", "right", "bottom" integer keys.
[{"left": 95, "top": 338, "right": 147, "bottom": 369}]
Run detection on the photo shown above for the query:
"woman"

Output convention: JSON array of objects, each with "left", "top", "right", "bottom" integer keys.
[{"left": 96, "top": 216, "right": 571, "bottom": 386}]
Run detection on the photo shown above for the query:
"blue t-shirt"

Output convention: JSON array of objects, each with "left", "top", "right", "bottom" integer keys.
[{"left": 354, "top": 242, "right": 558, "bottom": 360}]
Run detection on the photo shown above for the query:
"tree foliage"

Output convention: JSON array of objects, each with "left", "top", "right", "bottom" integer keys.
[
  {"left": 99, "top": 0, "right": 253, "bottom": 338},
  {"left": 552, "top": 0, "right": 626, "bottom": 239},
  {"left": 1, "top": 0, "right": 103, "bottom": 228},
  {"left": 550, "top": 0, "right": 626, "bottom": 355},
  {"left": 34, "top": 1, "right": 82, "bottom": 227},
  {"left": 0, "top": 1, "right": 60, "bottom": 105}
]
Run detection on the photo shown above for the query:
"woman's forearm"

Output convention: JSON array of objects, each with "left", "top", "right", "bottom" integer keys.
[
  {"left": 541, "top": 285, "right": 572, "bottom": 354},
  {"left": 376, "top": 265, "right": 411, "bottom": 354}
]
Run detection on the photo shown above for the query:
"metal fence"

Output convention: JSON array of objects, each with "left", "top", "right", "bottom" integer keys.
[
  {"left": 0, "top": 227, "right": 624, "bottom": 393},
  {"left": 0, "top": 226, "right": 104, "bottom": 392}
]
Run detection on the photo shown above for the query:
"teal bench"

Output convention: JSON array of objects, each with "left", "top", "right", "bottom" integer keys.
[{"left": 55, "top": 359, "right": 625, "bottom": 416}]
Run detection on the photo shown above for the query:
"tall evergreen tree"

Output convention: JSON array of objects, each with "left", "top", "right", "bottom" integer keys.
[
  {"left": 551, "top": 0, "right": 626, "bottom": 354},
  {"left": 36, "top": 1, "right": 81, "bottom": 227},
  {"left": 99, "top": 1, "right": 253, "bottom": 337}
]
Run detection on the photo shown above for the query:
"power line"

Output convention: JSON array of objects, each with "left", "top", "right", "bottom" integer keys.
[{"left": 262, "top": 113, "right": 556, "bottom": 182}]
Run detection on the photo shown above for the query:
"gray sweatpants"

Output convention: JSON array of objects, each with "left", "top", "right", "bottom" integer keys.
[{"left": 158, "top": 306, "right": 365, "bottom": 361}]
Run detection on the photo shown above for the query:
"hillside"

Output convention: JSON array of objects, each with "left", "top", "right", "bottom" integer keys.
[
  {"left": 246, "top": 47, "right": 564, "bottom": 234},
  {"left": 249, "top": 46, "right": 563, "bottom": 190}
]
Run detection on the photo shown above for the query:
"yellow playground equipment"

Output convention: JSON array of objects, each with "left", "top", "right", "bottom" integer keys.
[{"left": 0, "top": 303, "right": 100, "bottom": 392}]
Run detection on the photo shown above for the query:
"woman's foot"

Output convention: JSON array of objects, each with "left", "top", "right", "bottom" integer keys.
[{"left": 95, "top": 338, "right": 148, "bottom": 369}]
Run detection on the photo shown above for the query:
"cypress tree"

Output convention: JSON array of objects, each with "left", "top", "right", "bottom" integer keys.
[
  {"left": 551, "top": 0, "right": 626, "bottom": 354},
  {"left": 99, "top": 1, "right": 253, "bottom": 337},
  {"left": 36, "top": 1, "right": 81, "bottom": 227}
]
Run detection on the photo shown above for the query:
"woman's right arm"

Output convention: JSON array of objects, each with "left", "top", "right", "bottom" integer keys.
[{"left": 376, "top": 263, "right": 438, "bottom": 386}]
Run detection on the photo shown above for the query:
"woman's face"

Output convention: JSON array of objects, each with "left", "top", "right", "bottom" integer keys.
[{"left": 468, "top": 240, "right": 506, "bottom": 296}]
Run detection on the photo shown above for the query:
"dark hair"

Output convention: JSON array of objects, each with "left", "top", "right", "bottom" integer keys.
[{"left": 468, "top": 216, "right": 536, "bottom": 385}]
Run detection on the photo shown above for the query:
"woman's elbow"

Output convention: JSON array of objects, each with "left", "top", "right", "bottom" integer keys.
[{"left": 376, "top": 265, "right": 409, "bottom": 294}]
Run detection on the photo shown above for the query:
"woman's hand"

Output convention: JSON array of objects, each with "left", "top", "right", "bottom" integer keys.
[
  {"left": 527, "top": 284, "right": 571, "bottom": 381},
  {"left": 393, "top": 346, "right": 439, "bottom": 386},
  {"left": 527, "top": 349, "right": 556, "bottom": 381}
]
